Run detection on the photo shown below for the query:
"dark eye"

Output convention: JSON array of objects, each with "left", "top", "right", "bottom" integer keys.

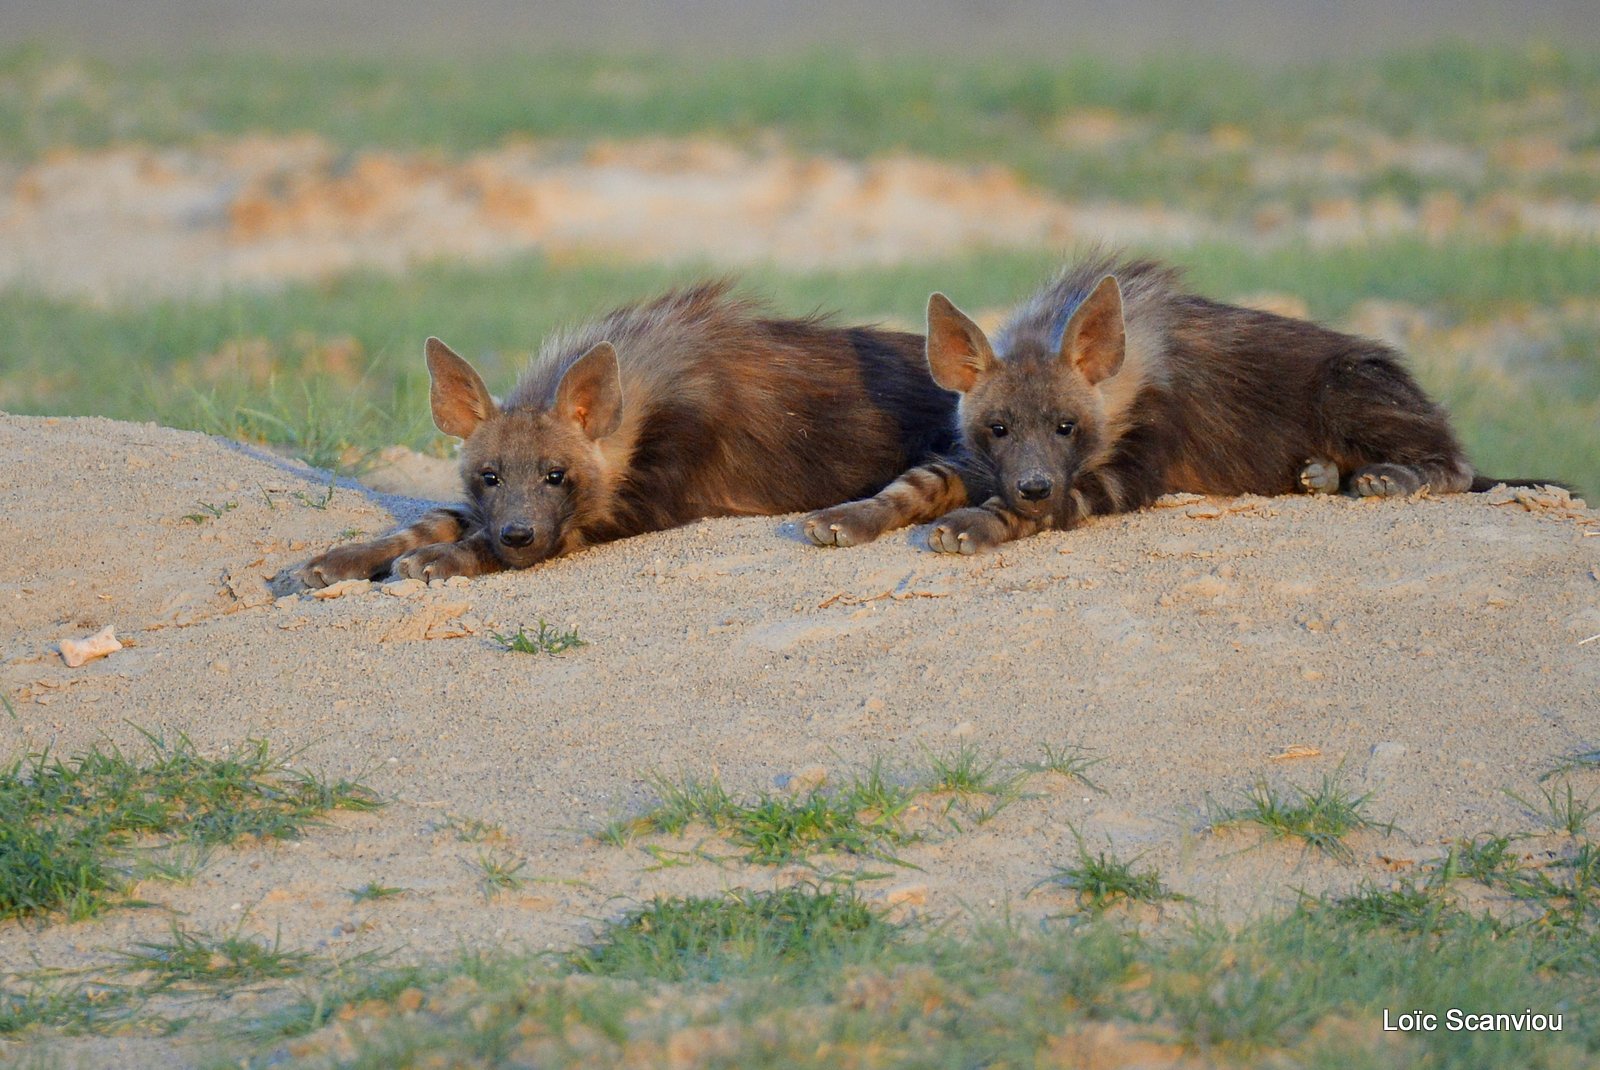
[
  {"left": 545, "top": 469, "right": 566, "bottom": 486},
  {"left": 480, "top": 470, "right": 500, "bottom": 487},
  {"left": 1056, "top": 420, "right": 1077, "bottom": 436},
  {"left": 990, "top": 424, "right": 1009, "bottom": 438}
]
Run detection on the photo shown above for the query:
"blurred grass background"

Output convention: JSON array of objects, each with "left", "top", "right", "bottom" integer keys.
[
  {"left": 5, "top": 45, "right": 1600, "bottom": 210},
  {"left": 1, "top": 42, "right": 1597, "bottom": 491}
]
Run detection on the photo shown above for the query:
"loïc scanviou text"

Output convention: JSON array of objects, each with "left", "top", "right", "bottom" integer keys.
[{"left": 1383, "top": 1009, "right": 1564, "bottom": 1032}]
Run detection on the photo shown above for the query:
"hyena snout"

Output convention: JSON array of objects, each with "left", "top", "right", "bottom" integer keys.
[
  {"left": 498, "top": 522, "right": 537, "bottom": 549},
  {"left": 1016, "top": 474, "right": 1054, "bottom": 502}
]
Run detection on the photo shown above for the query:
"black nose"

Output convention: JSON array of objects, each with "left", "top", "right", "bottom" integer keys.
[
  {"left": 499, "top": 523, "right": 535, "bottom": 548},
  {"left": 1017, "top": 476, "right": 1053, "bottom": 501}
]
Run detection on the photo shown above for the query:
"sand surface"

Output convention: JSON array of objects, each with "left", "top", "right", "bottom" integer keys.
[{"left": 1, "top": 411, "right": 1597, "bottom": 1064}]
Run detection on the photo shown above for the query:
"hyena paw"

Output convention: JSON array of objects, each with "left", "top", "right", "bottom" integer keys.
[
  {"left": 394, "top": 542, "right": 475, "bottom": 582},
  {"left": 802, "top": 501, "right": 886, "bottom": 548},
  {"left": 1299, "top": 459, "right": 1341, "bottom": 495},
  {"left": 927, "top": 508, "right": 1007, "bottom": 555},
  {"left": 298, "top": 543, "right": 388, "bottom": 588},
  {"left": 1352, "top": 464, "right": 1423, "bottom": 498}
]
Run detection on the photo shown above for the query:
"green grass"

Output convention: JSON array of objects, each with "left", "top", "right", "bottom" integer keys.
[
  {"left": 570, "top": 886, "right": 896, "bottom": 982},
  {"left": 600, "top": 765, "right": 918, "bottom": 867},
  {"left": 128, "top": 842, "right": 214, "bottom": 885},
  {"left": 437, "top": 814, "right": 506, "bottom": 844},
  {"left": 730, "top": 791, "right": 911, "bottom": 866},
  {"left": 347, "top": 882, "right": 405, "bottom": 903},
  {"left": 1434, "top": 833, "right": 1527, "bottom": 885},
  {"left": 602, "top": 771, "right": 737, "bottom": 841},
  {"left": 489, "top": 621, "right": 586, "bottom": 656},
  {"left": 109, "top": 921, "right": 314, "bottom": 992},
  {"left": 238, "top": 961, "right": 434, "bottom": 1044},
  {"left": 4, "top": 237, "right": 1597, "bottom": 492},
  {"left": 1309, "top": 879, "right": 1459, "bottom": 935},
  {"left": 0, "top": 978, "right": 175, "bottom": 1038},
  {"left": 224, "top": 883, "right": 1600, "bottom": 1068},
  {"left": 0, "top": 730, "right": 381, "bottom": 922},
  {"left": 182, "top": 499, "right": 238, "bottom": 524},
  {"left": 1016, "top": 741, "right": 1104, "bottom": 789},
  {"left": 919, "top": 742, "right": 1013, "bottom": 797},
  {"left": 918, "top": 742, "right": 1029, "bottom": 826},
  {"left": 4, "top": 44, "right": 1598, "bottom": 213},
  {"left": 1034, "top": 831, "right": 1187, "bottom": 914},
  {"left": 1209, "top": 773, "right": 1392, "bottom": 862},
  {"left": 1545, "top": 747, "right": 1600, "bottom": 779},
  {"left": 473, "top": 850, "right": 530, "bottom": 898},
  {"left": 1510, "top": 778, "right": 1600, "bottom": 836}
]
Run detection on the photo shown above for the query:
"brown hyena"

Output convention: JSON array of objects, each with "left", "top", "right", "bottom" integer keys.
[
  {"left": 804, "top": 252, "right": 1556, "bottom": 554},
  {"left": 294, "top": 281, "right": 956, "bottom": 584}
]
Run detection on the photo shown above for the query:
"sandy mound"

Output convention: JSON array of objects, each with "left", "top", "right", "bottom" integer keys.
[{"left": 2, "top": 413, "right": 1598, "bottom": 1063}]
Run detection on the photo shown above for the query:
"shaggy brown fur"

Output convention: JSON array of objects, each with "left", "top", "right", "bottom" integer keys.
[
  {"left": 298, "top": 281, "right": 955, "bottom": 583},
  {"left": 804, "top": 252, "right": 1551, "bottom": 554}
]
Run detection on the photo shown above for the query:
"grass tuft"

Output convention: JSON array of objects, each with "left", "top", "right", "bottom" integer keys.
[
  {"left": 570, "top": 886, "right": 896, "bottom": 982},
  {"left": 490, "top": 620, "right": 587, "bottom": 656},
  {"left": 1543, "top": 749, "right": 1600, "bottom": 779},
  {"left": 438, "top": 814, "right": 506, "bottom": 843},
  {"left": 348, "top": 881, "right": 405, "bottom": 903},
  {"left": 730, "top": 792, "right": 906, "bottom": 866},
  {"left": 109, "top": 921, "right": 313, "bottom": 992},
  {"left": 473, "top": 850, "right": 530, "bottom": 898},
  {"left": 1017, "top": 742, "right": 1104, "bottom": 789},
  {"left": 1308, "top": 879, "right": 1461, "bottom": 934},
  {"left": 1433, "top": 833, "right": 1526, "bottom": 886},
  {"left": 0, "top": 979, "right": 175, "bottom": 1038},
  {"left": 601, "top": 765, "right": 918, "bottom": 866},
  {"left": 1209, "top": 774, "right": 1391, "bottom": 862},
  {"left": 1034, "top": 830, "right": 1187, "bottom": 913},
  {"left": 1509, "top": 778, "right": 1600, "bottom": 836},
  {"left": 181, "top": 499, "right": 237, "bottom": 524},
  {"left": 0, "top": 730, "right": 380, "bottom": 923},
  {"left": 919, "top": 743, "right": 1029, "bottom": 826}
]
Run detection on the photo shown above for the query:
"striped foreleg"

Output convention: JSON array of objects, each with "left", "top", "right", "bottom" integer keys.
[
  {"left": 926, "top": 496, "right": 1043, "bottom": 554},
  {"left": 299, "top": 507, "right": 472, "bottom": 587},
  {"left": 803, "top": 461, "right": 971, "bottom": 548}
]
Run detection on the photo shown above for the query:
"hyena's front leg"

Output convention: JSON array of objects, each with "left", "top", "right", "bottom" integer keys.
[
  {"left": 299, "top": 508, "right": 468, "bottom": 587},
  {"left": 803, "top": 462, "right": 970, "bottom": 548},
  {"left": 393, "top": 531, "right": 505, "bottom": 582},
  {"left": 927, "top": 497, "right": 1041, "bottom": 555},
  {"left": 926, "top": 446, "right": 1164, "bottom": 554}
]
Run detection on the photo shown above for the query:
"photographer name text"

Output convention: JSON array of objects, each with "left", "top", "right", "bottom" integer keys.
[{"left": 1383, "top": 1009, "right": 1563, "bottom": 1033}]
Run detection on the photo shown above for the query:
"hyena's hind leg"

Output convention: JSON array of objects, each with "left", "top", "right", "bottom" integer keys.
[
  {"left": 1313, "top": 354, "right": 1475, "bottom": 498},
  {"left": 298, "top": 507, "right": 471, "bottom": 587}
]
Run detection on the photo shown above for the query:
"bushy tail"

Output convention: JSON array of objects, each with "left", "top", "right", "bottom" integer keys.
[{"left": 1469, "top": 474, "right": 1576, "bottom": 494}]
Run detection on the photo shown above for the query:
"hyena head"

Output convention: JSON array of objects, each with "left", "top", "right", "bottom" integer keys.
[
  {"left": 925, "top": 275, "right": 1126, "bottom": 522},
  {"left": 425, "top": 336, "right": 623, "bottom": 569}
]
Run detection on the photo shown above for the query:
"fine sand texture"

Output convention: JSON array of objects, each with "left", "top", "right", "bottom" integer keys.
[{"left": 1, "top": 412, "right": 1598, "bottom": 1065}]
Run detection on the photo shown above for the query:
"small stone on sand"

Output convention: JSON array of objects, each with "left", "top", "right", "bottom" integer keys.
[{"left": 60, "top": 625, "right": 121, "bottom": 668}]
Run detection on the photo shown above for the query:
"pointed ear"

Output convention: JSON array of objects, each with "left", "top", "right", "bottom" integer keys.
[
  {"left": 925, "top": 292, "right": 996, "bottom": 394},
  {"left": 554, "top": 342, "right": 623, "bottom": 440},
  {"left": 1060, "top": 275, "right": 1126, "bottom": 386},
  {"left": 426, "top": 337, "right": 497, "bottom": 439}
]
